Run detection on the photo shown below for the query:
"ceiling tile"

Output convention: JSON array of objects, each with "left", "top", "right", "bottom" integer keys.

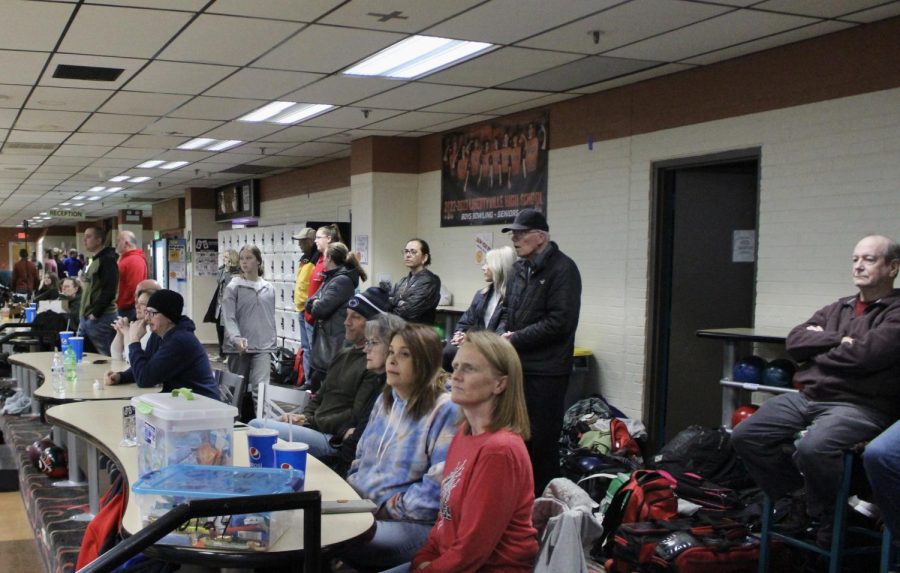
[
  {"left": 40, "top": 53, "right": 147, "bottom": 90},
  {"left": 54, "top": 144, "right": 114, "bottom": 158},
  {"left": 284, "top": 75, "right": 401, "bottom": 106},
  {"left": 80, "top": 113, "right": 156, "bottom": 134},
  {"left": 168, "top": 96, "right": 266, "bottom": 120},
  {"left": 0, "top": 84, "right": 33, "bottom": 109},
  {"left": 0, "top": 50, "right": 51, "bottom": 86},
  {"left": 44, "top": 155, "right": 97, "bottom": 167},
  {"left": 754, "top": 0, "right": 888, "bottom": 18},
  {"left": 104, "top": 146, "right": 165, "bottom": 160},
  {"left": 7, "top": 130, "right": 69, "bottom": 144},
  {"left": 682, "top": 21, "right": 854, "bottom": 65},
  {"left": 207, "top": 0, "right": 343, "bottom": 20},
  {"left": 28, "top": 86, "right": 114, "bottom": 112},
  {"left": 572, "top": 63, "right": 695, "bottom": 93},
  {"left": 518, "top": 0, "right": 732, "bottom": 54},
  {"left": 355, "top": 82, "right": 480, "bottom": 110},
  {"left": 204, "top": 68, "right": 324, "bottom": 99},
  {"left": 88, "top": 157, "right": 141, "bottom": 169},
  {"left": 141, "top": 117, "right": 224, "bottom": 136},
  {"left": 67, "top": 132, "right": 131, "bottom": 146},
  {"left": 99, "top": 91, "right": 192, "bottom": 116},
  {"left": 423, "top": 89, "right": 552, "bottom": 114},
  {"left": 158, "top": 14, "right": 304, "bottom": 66},
  {"left": 841, "top": 1, "right": 900, "bottom": 22},
  {"left": 303, "top": 106, "right": 405, "bottom": 129},
  {"left": 425, "top": 0, "right": 618, "bottom": 44},
  {"left": 126, "top": 61, "right": 239, "bottom": 95},
  {"left": 0, "top": 0, "right": 74, "bottom": 51},
  {"left": 605, "top": 9, "right": 819, "bottom": 62},
  {"left": 0, "top": 109, "right": 17, "bottom": 130},
  {"left": 60, "top": 5, "right": 193, "bottom": 58},
  {"left": 279, "top": 141, "right": 349, "bottom": 157},
  {"left": 199, "top": 122, "right": 288, "bottom": 141},
  {"left": 255, "top": 25, "right": 404, "bottom": 74},
  {"left": 15, "top": 109, "right": 90, "bottom": 131},
  {"left": 363, "top": 111, "right": 468, "bottom": 132},
  {"left": 258, "top": 125, "right": 347, "bottom": 142},
  {"left": 121, "top": 134, "right": 187, "bottom": 148},
  {"left": 426, "top": 114, "right": 498, "bottom": 132},
  {"left": 425, "top": 47, "right": 583, "bottom": 88},
  {"left": 501, "top": 55, "right": 661, "bottom": 91},
  {"left": 321, "top": 1, "right": 483, "bottom": 32}
]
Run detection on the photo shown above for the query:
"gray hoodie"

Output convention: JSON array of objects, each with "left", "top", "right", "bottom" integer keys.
[{"left": 221, "top": 276, "right": 277, "bottom": 354}]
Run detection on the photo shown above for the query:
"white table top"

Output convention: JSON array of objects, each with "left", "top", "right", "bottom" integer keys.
[
  {"left": 46, "top": 400, "right": 374, "bottom": 555},
  {"left": 11, "top": 351, "right": 160, "bottom": 401}
]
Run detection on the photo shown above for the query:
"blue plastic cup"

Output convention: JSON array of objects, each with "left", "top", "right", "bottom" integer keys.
[
  {"left": 247, "top": 427, "right": 279, "bottom": 468},
  {"left": 273, "top": 442, "right": 308, "bottom": 482},
  {"left": 68, "top": 337, "right": 85, "bottom": 362},
  {"left": 24, "top": 307, "right": 36, "bottom": 323},
  {"left": 59, "top": 331, "right": 74, "bottom": 351}
]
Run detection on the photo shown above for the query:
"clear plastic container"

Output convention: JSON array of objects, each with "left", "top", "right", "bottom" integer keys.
[
  {"left": 132, "top": 464, "right": 303, "bottom": 550},
  {"left": 131, "top": 391, "right": 238, "bottom": 478}
]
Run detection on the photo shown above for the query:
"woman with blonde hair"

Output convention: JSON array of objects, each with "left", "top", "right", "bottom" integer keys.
[
  {"left": 305, "top": 242, "right": 366, "bottom": 383},
  {"left": 443, "top": 245, "right": 516, "bottom": 370},
  {"left": 391, "top": 331, "right": 537, "bottom": 573},
  {"left": 340, "top": 323, "right": 459, "bottom": 570}
]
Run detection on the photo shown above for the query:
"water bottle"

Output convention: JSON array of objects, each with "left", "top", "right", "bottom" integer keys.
[
  {"left": 51, "top": 351, "right": 65, "bottom": 394},
  {"left": 64, "top": 344, "right": 77, "bottom": 383}
]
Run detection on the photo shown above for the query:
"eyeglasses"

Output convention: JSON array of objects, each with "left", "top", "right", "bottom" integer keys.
[
  {"left": 145, "top": 309, "right": 159, "bottom": 318},
  {"left": 364, "top": 339, "right": 382, "bottom": 349},
  {"left": 510, "top": 229, "right": 537, "bottom": 239},
  {"left": 402, "top": 249, "right": 420, "bottom": 256}
]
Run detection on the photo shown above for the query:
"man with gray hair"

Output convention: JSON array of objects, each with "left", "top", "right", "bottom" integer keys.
[
  {"left": 732, "top": 234, "right": 900, "bottom": 548},
  {"left": 500, "top": 208, "right": 582, "bottom": 495},
  {"left": 115, "top": 230, "right": 148, "bottom": 321}
]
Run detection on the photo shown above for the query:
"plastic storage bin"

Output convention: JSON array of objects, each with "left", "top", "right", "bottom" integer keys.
[
  {"left": 132, "top": 391, "right": 238, "bottom": 478},
  {"left": 132, "top": 464, "right": 304, "bottom": 550}
]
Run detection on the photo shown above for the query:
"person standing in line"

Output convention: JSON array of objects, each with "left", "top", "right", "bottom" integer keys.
[
  {"left": 62, "top": 248, "right": 83, "bottom": 278},
  {"left": 12, "top": 249, "right": 39, "bottom": 296},
  {"left": 43, "top": 250, "right": 58, "bottom": 277},
  {"left": 115, "top": 230, "right": 148, "bottom": 321},
  {"left": 390, "top": 239, "right": 441, "bottom": 325},
  {"left": 292, "top": 227, "right": 317, "bottom": 380},
  {"left": 302, "top": 224, "right": 342, "bottom": 385},
  {"left": 500, "top": 208, "right": 582, "bottom": 496},
  {"left": 79, "top": 226, "right": 119, "bottom": 356},
  {"left": 203, "top": 249, "right": 239, "bottom": 360},
  {"left": 222, "top": 245, "right": 277, "bottom": 406}
]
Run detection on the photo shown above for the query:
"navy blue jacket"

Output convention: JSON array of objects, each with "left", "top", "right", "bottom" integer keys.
[
  {"left": 120, "top": 316, "right": 219, "bottom": 400},
  {"left": 455, "top": 285, "right": 503, "bottom": 334}
]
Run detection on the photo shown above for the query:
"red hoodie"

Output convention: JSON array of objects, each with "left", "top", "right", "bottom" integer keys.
[{"left": 117, "top": 248, "right": 148, "bottom": 310}]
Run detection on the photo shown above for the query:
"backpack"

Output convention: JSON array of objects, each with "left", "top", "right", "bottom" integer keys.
[
  {"left": 651, "top": 426, "right": 753, "bottom": 490},
  {"left": 270, "top": 346, "right": 297, "bottom": 385},
  {"left": 599, "top": 470, "right": 678, "bottom": 554}
]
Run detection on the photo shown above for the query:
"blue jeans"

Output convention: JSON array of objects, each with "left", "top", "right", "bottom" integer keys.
[
  {"left": 863, "top": 420, "right": 900, "bottom": 535},
  {"left": 79, "top": 311, "right": 117, "bottom": 356},
  {"left": 300, "top": 319, "right": 314, "bottom": 380},
  {"left": 339, "top": 520, "right": 431, "bottom": 571},
  {"left": 248, "top": 418, "right": 337, "bottom": 458}
]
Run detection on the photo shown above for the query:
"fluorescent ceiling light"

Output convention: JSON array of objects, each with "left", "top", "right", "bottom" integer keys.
[
  {"left": 105, "top": 187, "right": 123, "bottom": 193},
  {"left": 129, "top": 176, "right": 151, "bottom": 183},
  {"left": 73, "top": 202, "right": 85, "bottom": 207},
  {"left": 72, "top": 195, "right": 85, "bottom": 200},
  {"left": 60, "top": 202, "right": 71, "bottom": 206},
  {"left": 42, "top": 217, "right": 52, "bottom": 220},
  {"left": 239, "top": 101, "right": 334, "bottom": 125},
  {"left": 238, "top": 101, "right": 295, "bottom": 123},
  {"left": 137, "top": 160, "right": 165, "bottom": 168},
  {"left": 344, "top": 35, "right": 493, "bottom": 79},
  {"left": 87, "top": 196, "right": 102, "bottom": 201},
  {"left": 88, "top": 186, "right": 105, "bottom": 192},
  {"left": 272, "top": 104, "right": 334, "bottom": 125},
  {"left": 160, "top": 161, "right": 189, "bottom": 170},
  {"left": 178, "top": 138, "right": 216, "bottom": 150},
  {"left": 207, "top": 139, "right": 243, "bottom": 151},
  {"left": 39, "top": 212, "right": 47, "bottom": 215},
  {"left": 109, "top": 175, "right": 130, "bottom": 182}
]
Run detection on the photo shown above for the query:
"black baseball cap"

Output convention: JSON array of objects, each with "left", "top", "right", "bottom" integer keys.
[{"left": 501, "top": 208, "right": 549, "bottom": 233}]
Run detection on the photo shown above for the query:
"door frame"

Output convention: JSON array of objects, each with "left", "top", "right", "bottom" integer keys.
[{"left": 643, "top": 147, "right": 761, "bottom": 449}]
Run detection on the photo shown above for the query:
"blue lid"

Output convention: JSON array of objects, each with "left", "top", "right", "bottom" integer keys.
[{"left": 132, "top": 464, "right": 303, "bottom": 497}]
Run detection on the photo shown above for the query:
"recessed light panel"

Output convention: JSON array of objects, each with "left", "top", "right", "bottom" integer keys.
[{"left": 344, "top": 35, "right": 493, "bottom": 79}]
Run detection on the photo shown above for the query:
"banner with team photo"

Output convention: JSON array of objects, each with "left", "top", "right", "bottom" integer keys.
[{"left": 440, "top": 112, "right": 549, "bottom": 227}]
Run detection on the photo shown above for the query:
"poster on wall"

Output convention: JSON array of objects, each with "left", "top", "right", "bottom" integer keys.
[
  {"left": 440, "top": 112, "right": 549, "bottom": 227},
  {"left": 194, "top": 238, "right": 219, "bottom": 276}
]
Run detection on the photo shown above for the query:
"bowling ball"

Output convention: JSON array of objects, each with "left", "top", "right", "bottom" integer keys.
[
  {"left": 38, "top": 446, "right": 68, "bottom": 479},
  {"left": 27, "top": 438, "right": 55, "bottom": 468},
  {"left": 732, "top": 356, "right": 767, "bottom": 384},
  {"left": 763, "top": 358, "right": 796, "bottom": 388},
  {"left": 731, "top": 405, "right": 759, "bottom": 428}
]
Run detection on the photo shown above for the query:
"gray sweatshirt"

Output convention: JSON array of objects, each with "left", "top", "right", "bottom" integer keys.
[{"left": 221, "top": 276, "right": 277, "bottom": 354}]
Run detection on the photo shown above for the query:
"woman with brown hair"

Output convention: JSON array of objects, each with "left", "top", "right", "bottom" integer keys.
[{"left": 341, "top": 324, "right": 459, "bottom": 571}]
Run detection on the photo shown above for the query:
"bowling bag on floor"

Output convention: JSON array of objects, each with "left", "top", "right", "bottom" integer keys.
[
  {"left": 598, "top": 469, "right": 678, "bottom": 554},
  {"left": 604, "top": 516, "right": 758, "bottom": 573},
  {"left": 651, "top": 426, "right": 753, "bottom": 490}
]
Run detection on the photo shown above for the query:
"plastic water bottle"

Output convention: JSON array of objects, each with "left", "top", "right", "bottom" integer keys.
[
  {"left": 64, "top": 344, "right": 77, "bottom": 383},
  {"left": 51, "top": 351, "right": 65, "bottom": 393}
]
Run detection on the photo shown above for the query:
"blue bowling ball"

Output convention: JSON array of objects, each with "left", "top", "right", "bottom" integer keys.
[
  {"left": 732, "top": 355, "right": 767, "bottom": 384},
  {"left": 763, "top": 358, "right": 796, "bottom": 387}
]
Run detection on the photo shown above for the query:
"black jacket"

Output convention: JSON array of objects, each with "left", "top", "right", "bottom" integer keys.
[
  {"left": 307, "top": 266, "right": 360, "bottom": 371},
  {"left": 81, "top": 246, "right": 119, "bottom": 318},
  {"left": 390, "top": 268, "right": 441, "bottom": 324},
  {"left": 501, "top": 241, "right": 582, "bottom": 376},
  {"left": 455, "top": 285, "right": 503, "bottom": 334}
]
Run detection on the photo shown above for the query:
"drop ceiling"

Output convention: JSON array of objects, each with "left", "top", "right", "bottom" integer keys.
[{"left": 1, "top": 0, "right": 898, "bottom": 226}]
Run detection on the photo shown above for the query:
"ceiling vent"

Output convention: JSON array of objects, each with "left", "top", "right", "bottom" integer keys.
[
  {"left": 53, "top": 64, "right": 124, "bottom": 82},
  {"left": 6, "top": 142, "right": 58, "bottom": 151},
  {"left": 219, "top": 164, "right": 278, "bottom": 175}
]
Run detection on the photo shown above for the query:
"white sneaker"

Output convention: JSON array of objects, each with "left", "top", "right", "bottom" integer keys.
[{"left": 848, "top": 494, "right": 881, "bottom": 520}]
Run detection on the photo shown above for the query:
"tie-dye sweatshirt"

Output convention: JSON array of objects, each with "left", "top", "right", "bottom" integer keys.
[{"left": 347, "top": 390, "right": 459, "bottom": 523}]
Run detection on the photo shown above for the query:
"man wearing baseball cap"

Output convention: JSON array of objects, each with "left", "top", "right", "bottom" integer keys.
[
  {"left": 501, "top": 208, "right": 582, "bottom": 495},
  {"left": 292, "top": 227, "right": 317, "bottom": 380},
  {"left": 103, "top": 289, "right": 219, "bottom": 399}
]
